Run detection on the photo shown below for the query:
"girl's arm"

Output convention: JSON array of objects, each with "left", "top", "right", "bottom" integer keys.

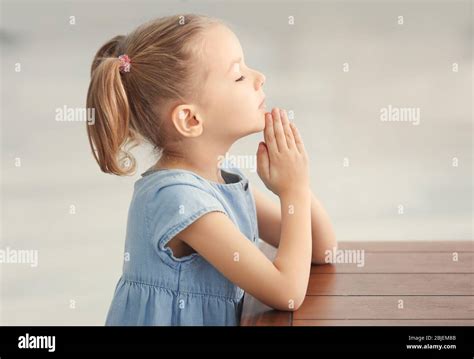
[
  {"left": 308, "top": 192, "right": 338, "bottom": 263},
  {"left": 177, "top": 186, "right": 311, "bottom": 312},
  {"left": 252, "top": 186, "right": 337, "bottom": 264}
]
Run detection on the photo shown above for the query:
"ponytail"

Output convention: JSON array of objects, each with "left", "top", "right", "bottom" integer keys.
[{"left": 86, "top": 36, "right": 138, "bottom": 176}]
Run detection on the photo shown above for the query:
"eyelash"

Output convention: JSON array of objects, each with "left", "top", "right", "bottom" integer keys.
[{"left": 235, "top": 75, "right": 245, "bottom": 82}]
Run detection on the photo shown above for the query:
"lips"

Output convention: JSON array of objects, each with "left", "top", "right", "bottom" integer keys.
[{"left": 258, "top": 97, "right": 266, "bottom": 109}]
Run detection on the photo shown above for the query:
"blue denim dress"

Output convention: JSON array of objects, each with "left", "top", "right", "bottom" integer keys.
[{"left": 105, "top": 162, "right": 259, "bottom": 326}]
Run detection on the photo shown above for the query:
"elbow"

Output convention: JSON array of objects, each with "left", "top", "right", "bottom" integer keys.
[
  {"left": 272, "top": 284, "right": 307, "bottom": 311},
  {"left": 269, "top": 262, "right": 309, "bottom": 311},
  {"left": 312, "top": 237, "right": 338, "bottom": 264},
  {"left": 311, "top": 251, "right": 331, "bottom": 265},
  {"left": 288, "top": 295, "right": 305, "bottom": 311},
  {"left": 326, "top": 235, "right": 338, "bottom": 254},
  {"left": 279, "top": 294, "right": 305, "bottom": 312}
]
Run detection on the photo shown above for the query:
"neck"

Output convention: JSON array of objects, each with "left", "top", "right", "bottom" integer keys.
[{"left": 156, "top": 140, "right": 233, "bottom": 184}]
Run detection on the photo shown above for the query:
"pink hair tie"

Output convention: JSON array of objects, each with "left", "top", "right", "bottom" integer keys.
[{"left": 118, "top": 54, "right": 131, "bottom": 73}]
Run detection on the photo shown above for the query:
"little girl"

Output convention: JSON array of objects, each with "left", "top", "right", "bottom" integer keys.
[{"left": 86, "top": 14, "right": 337, "bottom": 326}]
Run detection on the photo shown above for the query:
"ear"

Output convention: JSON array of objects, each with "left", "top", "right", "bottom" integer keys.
[{"left": 171, "top": 105, "right": 203, "bottom": 138}]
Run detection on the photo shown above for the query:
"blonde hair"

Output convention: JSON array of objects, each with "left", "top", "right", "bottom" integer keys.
[{"left": 86, "top": 14, "right": 224, "bottom": 176}]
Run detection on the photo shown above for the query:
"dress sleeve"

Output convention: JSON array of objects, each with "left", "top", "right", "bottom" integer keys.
[{"left": 145, "top": 183, "right": 227, "bottom": 261}]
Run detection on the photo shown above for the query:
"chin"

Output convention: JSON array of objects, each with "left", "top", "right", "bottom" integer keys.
[
  {"left": 250, "top": 123, "right": 265, "bottom": 135},
  {"left": 236, "top": 124, "right": 263, "bottom": 139},
  {"left": 249, "top": 115, "right": 266, "bottom": 133},
  {"left": 234, "top": 112, "right": 266, "bottom": 137}
]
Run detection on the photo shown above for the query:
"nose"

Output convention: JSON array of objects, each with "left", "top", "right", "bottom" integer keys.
[{"left": 255, "top": 71, "right": 265, "bottom": 89}]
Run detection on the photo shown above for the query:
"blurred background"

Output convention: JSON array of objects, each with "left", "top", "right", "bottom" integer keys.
[{"left": 1, "top": 0, "right": 472, "bottom": 324}]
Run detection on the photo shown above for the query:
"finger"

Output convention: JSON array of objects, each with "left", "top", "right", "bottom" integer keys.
[
  {"left": 256, "top": 141, "right": 270, "bottom": 179},
  {"left": 279, "top": 109, "right": 295, "bottom": 150},
  {"left": 289, "top": 122, "right": 306, "bottom": 155},
  {"left": 272, "top": 107, "right": 288, "bottom": 152},
  {"left": 264, "top": 112, "right": 278, "bottom": 156}
]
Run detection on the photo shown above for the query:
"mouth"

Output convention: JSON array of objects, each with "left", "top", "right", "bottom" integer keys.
[{"left": 258, "top": 97, "right": 266, "bottom": 109}]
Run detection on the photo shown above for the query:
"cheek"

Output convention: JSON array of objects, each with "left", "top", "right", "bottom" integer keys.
[
  {"left": 233, "top": 91, "right": 257, "bottom": 113},
  {"left": 215, "top": 92, "right": 250, "bottom": 117},
  {"left": 207, "top": 88, "right": 261, "bottom": 131}
]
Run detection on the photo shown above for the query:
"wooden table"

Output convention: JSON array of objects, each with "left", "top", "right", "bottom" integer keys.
[{"left": 240, "top": 240, "right": 474, "bottom": 326}]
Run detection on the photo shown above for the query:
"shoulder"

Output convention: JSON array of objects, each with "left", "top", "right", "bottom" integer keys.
[{"left": 137, "top": 170, "right": 225, "bottom": 214}]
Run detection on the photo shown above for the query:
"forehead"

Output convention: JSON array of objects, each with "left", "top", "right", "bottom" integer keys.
[{"left": 200, "top": 25, "right": 243, "bottom": 75}]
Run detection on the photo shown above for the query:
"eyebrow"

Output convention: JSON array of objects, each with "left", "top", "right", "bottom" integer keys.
[{"left": 227, "top": 57, "right": 242, "bottom": 74}]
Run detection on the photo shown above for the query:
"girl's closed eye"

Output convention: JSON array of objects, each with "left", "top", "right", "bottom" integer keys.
[{"left": 235, "top": 75, "right": 245, "bottom": 82}]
